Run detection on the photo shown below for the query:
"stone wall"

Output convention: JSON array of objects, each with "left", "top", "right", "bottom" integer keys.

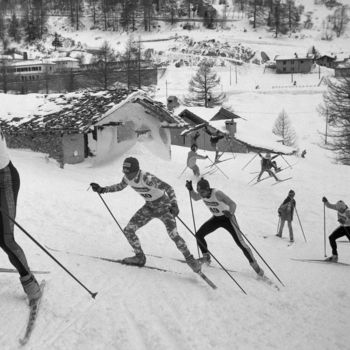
[{"left": 5, "top": 132, "right": 64, "bottom": 167}]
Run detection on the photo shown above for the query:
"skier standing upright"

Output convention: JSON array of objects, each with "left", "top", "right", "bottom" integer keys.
[
  {"left": 90, "top": 157, "right": 201, "bottom": 272},
  {"left": 322, "top": 197, "right": 350, "bottom": 262},
  {"left": 204, "top": 127, "right": 225, "bottom": 162},
  {"left": 277, "top": 190, "right": 296, "bottom": 242},
  {"left": 187, "top": 144, "right": 208, "bottom": 177},
  {"left": 185, "top": 178, "right": 264, "bottom": 276},
  {"left": 0, "top": 128, "right": 41, "bottom": 302},
  {"left": 256, "top": 153, "right": 280, "bottom": 182}
]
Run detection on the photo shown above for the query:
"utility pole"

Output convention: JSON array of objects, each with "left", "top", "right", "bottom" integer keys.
[
  {"left": 235, "top": 65, "right": 238, "bottom": 84},
  {"left": 230, "top": 65, "right": 232, "bottom": 86},
  {"left": 325, "top": 108, "right": 328, "bottom": 145},
  {"left": 165, "top": 80, "right": 168, "bottom": 102},
  {"left": 138, "top": 35, "right": 141, "bottom": 89}
]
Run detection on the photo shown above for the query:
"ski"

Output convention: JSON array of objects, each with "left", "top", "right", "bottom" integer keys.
[
  {"left": 271, "top": 177, "right": 293, "bottom": 185},
  {"left": 249, "top": 163, "right": 295, "bottom": 185},
  {"left": 45, "top": 246, "right": 178, "bottom": 274},
  {"left": 0, "top": 267, "right": 50, "bottom": 274},
  {"left": 291, "top": 258, "right": 350, "bottom": 266},
  {"left": 19, "top": 280, "right": 46, "bottom": 346},
  {"left": 197, "top": 271, "right": 217, "bottom": 289},
  {"left": 205, "top": 157, "right": 235, "bottom": 168},
  {"left": 146, "top": 253, "right": 237, "bottom": 274}
]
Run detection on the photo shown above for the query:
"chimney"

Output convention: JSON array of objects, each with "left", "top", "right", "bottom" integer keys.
[
  {"left": 225, "top": 120, "right": 236, "bottom": 136},
  {"left": 23, "top": 52, "right": 28, "bottom": 60}
]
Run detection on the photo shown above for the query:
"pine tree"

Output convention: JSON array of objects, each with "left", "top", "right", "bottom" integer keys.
[
  {"left": 319, "top": 76, "right": 350, "bottom": 164},
  {"left": 8, "top": 13, "right": 21, "bottom": 43},
  {"left": 184, "top": 61, "right": 225, "bottom": 108},
  {"left": 272, "top": 109, "right": 297, "bottom": 147}
]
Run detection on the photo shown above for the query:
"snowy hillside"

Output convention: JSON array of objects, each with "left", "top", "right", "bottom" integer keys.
[{"left": 2, "top": 0, "right": 350, "bottom": 349}]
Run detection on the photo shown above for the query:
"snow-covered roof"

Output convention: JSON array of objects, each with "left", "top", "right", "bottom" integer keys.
[
  {"left": 275, "top": 56, "right": 313, "bottom": 61},
  {"left": 50, "top": 57, "right": 79, "bottom": 62},
  {"left": 10, "top": 60, "right": 56, "bottom": 66}
]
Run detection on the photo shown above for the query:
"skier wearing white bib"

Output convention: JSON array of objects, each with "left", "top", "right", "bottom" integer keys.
[
  {"left": 91, "top": 157, "right": 201, "bottom": 273},
  {"left": 186, "top": 178, "right": 264, "bottom": 276}
]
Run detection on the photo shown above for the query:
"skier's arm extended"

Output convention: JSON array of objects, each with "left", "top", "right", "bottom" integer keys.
[{"left": 103, "top": 177, "right": 128, "bottom": 193}]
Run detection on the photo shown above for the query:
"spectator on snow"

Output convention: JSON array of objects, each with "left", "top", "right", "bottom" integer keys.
[
  {"left": 277, "top": 190, "right": 296, "bottom": 242},
  {"left": 90, "top": 157, "right": 201, "bottom": 273},
  {"left": 185, "top": 178, "right": 264, "bottom": 277},
  {"left": 0, "top": 127, "right": 41, "bottom": 302},
  {"left": 187, "top": 144, "right": 208, "bottom": 177},
  {"left": 256, "top": 153, "right": 281, "bottom": 182},
  {"left": 322, "top": 197, "right": 350, "bottom": 262}
]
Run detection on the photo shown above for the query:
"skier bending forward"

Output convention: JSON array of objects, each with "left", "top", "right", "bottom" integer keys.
[
  {"left": 91, "top": 157, "right": 201, "bottom": 273},
  {"left": 186, "top": 178, "right": 264, "bottom": 276}
]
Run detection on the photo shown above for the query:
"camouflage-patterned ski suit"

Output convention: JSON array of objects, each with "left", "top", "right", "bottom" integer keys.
[{"left": 103, "top": 170, "right": 191, "bottom": 257}]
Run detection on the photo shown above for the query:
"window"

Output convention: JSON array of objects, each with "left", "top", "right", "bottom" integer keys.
[{"left": 283, "top": 67, "right": 286, "bottom": 72}]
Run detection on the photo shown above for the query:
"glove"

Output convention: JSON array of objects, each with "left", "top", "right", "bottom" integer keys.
[
  {"left": 205, "top": 155, "right": 209, "bottom": 158},
  {"left": 90, "top": 182, "right": 104, "bottom": 194},
  {"left": 338, "top": 217, "right": 346, "bottom": 224},
  {"left": 322, "top": 196, "right": 328, "bottom": 203},
  {"left": 169, "top": 203, "right": 179, "bottom": 216},
  {"left": 222, "top": 210, "right": 232, "bottom": 218},
  {"left": 185, "top": 180, "right": 193, "bottom": 191},
  {"left": 278, "top": 210, "right": 281, "bottom": 217},
  {"left": 185, "top": 254, "right": 201, "bottom": 273}
]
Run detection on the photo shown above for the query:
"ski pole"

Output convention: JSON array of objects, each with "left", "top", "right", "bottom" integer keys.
[
  {"left": 229, "top": 217, "right": 285, "bottom": 287},
  {"left": 295, "top": 208, "right": 307, "bottom": 242},
  {"left": 323, "top": 203, "right": 327, "bottom": 257},
  {"left": 96, "top": 193, "right": 124, "bottom": 233},
  {"left": 188, "top": 190, "right": 200, "bottom": 258},
  {"left": 176, "top": 215, "right": 247, "bottom": 295},
  {"left": 206, "top": 156, "right": 229, "bottom": 179},
  {"left": 177, "top": 166, "right": 188, "bottom": 179},
  {"left": 0, "top": 208, "right": 98, "bottom": 299},
  {"left": 280, "top": 154, "right": 293, "bottom": 169},
  {"left": 241, "top": 153, "right": 258, "bottom": 170}
]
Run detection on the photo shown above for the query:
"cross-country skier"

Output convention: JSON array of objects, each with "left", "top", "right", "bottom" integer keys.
[
  {"left": 187, "top": 144, "right": 208, "bottom": 177},
  {"left": 256, "top": 153, "right": 280, "bottom": 182},
  {"left": 277, "top": 190, "right": 296, "bottom": 242},
  {"left": 204, "top": 127, "right": 225, "bottom": 162},
  {"left": 0, "top": 128, "right": 41, "bottom": 301},
  {"left": 322, "top": 197, "right": 350, "bottom": 262},
  {"left": 185, "top": 178, "right": 264, "bottom": 276},
  {"left": 90, "top": 157, "right": 201, "bottom": 272}
]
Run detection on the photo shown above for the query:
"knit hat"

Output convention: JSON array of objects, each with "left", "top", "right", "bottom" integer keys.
[
  {"left": 336, "top": 200, "right": 347, "bottom": 211},
  {"left": 123, "top": 157, "right": 139, "bottom": 174},
  {"left": 289, "top": 190, "right": 295, "bottom": 196},
  {"left": 197, "top": 178, "right": 210, "bottom": 191}
]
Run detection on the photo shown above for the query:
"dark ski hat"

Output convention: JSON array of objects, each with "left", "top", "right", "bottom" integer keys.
[
  {"left": 197, "top": 178, "right": 210, "bottom": 191},
  {"left": 289, "top": 190, "right": 295, "bottom": 195},
  {"left": 123, "top": 157, "right": 139, "bottom": 174}
]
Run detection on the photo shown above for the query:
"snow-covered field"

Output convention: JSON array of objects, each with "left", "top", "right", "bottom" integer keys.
[{"left": 1, "top": 0, "right": 350, "bottom": 349}]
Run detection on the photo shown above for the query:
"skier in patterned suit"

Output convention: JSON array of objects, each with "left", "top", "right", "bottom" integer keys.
[
  {"left": 91, "top": 157, "right": 201, "bottom": 272},
  {"left": 185, "top": 178, "right": 264, "bottom": 276},
  {"left": 0, "top": 128, "right": 41, "bottom": 301}
]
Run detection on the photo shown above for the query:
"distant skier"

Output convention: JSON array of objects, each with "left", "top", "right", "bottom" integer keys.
[
  {"left": 0, "top": 128, "right": 41, "bottom": 302},
  {"left": 187, "top": 144, "right": 208, "bottom": 177},
  {"left": 256, "top": 152, "right": 280, "bottom": 182},
  {"left": 277, "top": 190, "right": 296, "bottom": 242},
  {"left": 190, "top": 131, "right": 200, "bottom": 148},
  {"left": 322, "top": 197, "right": 350, "bottom": 262},
  {"left": 90, "top": 157, "right": 201, "bottom": 273},
  {"left": 204, "top": 127, "right": 225, "bottom": 162},
  {"left": 185, "top": 178, "right": 264, "bottom": 276},
  {"left": 301, "top": 149, "right": 306, "bottom": 158}
]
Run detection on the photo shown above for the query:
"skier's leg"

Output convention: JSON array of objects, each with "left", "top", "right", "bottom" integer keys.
[
  {"left": 257, "top": 169, "right": 264, "bottom": 181},
  {"left": 123, "top": 205, "right": 153, "bottom": 254},
  {"left": 329, "top": 227, "right": 347, "bottom": 256},
  {"left": 195, "top": 216, "right": 221, "bottom": 254},
  {"left": 277, "top": 219, "right": 285, "bottom": 237},
  {"left": 0, "top": 163, "right": 30, "bottom": 277},
  {"left": 287, "top": 221, "right": 294, "bottom": 241},
  {"left": 193, "top": 165, "right": 200, "bottom": 177}
]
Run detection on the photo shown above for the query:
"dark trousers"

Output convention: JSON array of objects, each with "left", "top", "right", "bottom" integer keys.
[
  {"left": 0, "top": 162, "right": 30, "bottom": 276},
  {"left": 329, "top": 226, "right": 350, "bottom": 256},
  {"left": 195, "top": 215, "right": 256, "bottom": 263}
]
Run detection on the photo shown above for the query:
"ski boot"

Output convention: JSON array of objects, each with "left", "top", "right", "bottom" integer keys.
[
  {"left": 325, "top": 255, "right": 338, "bottom": 263},
  {"left": 250, "top": 261, "right": 264, "bottom": 277},
  {"left": 122, "top": 252, "right": 146, "bottom": 267},
  {"left": 185, "top": 254, "right": 201, "bottom": 273},
  {"left": 198, "top": 252, "right": 211, "bottom": 266},
  {"left": 20, "top": 273, "right": 41, "bottom": 301}
]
